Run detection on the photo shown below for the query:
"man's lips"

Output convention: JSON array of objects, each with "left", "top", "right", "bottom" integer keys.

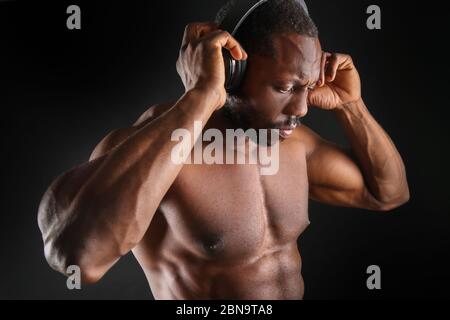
[{"left": 275, "top": 125, "right": 297, "bottom": 139}]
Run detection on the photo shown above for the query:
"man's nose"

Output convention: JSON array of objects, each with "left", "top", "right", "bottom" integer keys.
[{"left": 282, "top": 93, "right": 308, "bottom": 118}]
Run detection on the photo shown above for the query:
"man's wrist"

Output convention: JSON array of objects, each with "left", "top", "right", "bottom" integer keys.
[
  {"left": 333, "top": 98, "right": 371, "bottom": 124},
  {"left": 174, "top": 86, "right": 225, "bottom": 122},
  {"left": 335, "top": 98, "right": 365, "bottom": 114},
  {"left": 189, "top": 85, "right": 225, "bottom": 110}
]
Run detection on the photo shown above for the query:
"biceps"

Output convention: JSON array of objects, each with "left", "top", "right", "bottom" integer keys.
[
  {"left": 89, "top": 128, "right": 136, "bottom": 161},
  {"left": 307, "top": 144, "right": 382, "bottom": 210}
]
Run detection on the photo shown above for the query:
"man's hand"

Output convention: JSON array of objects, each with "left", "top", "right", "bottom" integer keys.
[
  {"left": 176, "top": 22, "right": 248, "bottom": 110},
  {"left": 308, "top": 52, "right": 361, "bottom": 110}
]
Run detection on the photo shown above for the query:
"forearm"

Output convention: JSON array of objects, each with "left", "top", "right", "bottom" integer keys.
[
  {"left": 334, "top": 98, "right": 409, "bottom": 204},
  {"left": 53, "top": 88, "right": 219, "bottom": 273}
]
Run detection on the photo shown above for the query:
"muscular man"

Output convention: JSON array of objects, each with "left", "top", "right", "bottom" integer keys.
[{"left": 38, "top": 0, "right": 409, "bottom": 299}]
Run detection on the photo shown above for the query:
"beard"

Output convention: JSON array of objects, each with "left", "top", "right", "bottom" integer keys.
[
  {"left": 223, "top": 94, "right": 302, "bottom": 146},
  {"left": 223, "top": 94, "right": 251, "bottom": 129},
  {"left": 223, "top": 94, "right": 303, "bottom": 130}
]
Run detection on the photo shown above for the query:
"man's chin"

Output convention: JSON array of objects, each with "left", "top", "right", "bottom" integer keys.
[{"left": 250, "top": 129, "right": 284, "bottom": 147}]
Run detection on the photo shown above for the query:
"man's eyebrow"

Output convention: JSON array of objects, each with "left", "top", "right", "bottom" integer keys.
[
  {"left": 295, "top": 77, "right": 319, "bottom": 87},
  {"left": 274, "top": 72, "right": 319, "bottom": 86}
]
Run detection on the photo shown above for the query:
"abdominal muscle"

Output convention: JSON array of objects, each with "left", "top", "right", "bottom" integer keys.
[{"left": 136, "top": 239, "right": 305, "bottom": 300}]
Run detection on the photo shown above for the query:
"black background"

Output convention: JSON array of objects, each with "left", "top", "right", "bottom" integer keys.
[{"left": 0, "top": 0, "right": 449, "bottom": 299}]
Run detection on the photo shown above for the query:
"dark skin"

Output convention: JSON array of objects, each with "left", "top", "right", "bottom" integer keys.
[{"left": 38, "top": 22, "right": 409, "bottom": 299}]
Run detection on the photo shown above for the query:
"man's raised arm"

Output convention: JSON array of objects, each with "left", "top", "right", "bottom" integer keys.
[
  {"left": 37, "top": 22, "right": 247, "bottom": 284},
  {"left": 305, "top": 52, "right": 409, "bottom": 211}
]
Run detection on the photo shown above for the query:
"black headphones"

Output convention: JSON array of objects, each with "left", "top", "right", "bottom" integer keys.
[{"left": 219, "top": 0, "right": 310, "bottom": 93}]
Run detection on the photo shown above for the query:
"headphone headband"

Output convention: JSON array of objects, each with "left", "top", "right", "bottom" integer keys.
[{"left": 219, "top": 0, "right": 270, "bottom": 36}]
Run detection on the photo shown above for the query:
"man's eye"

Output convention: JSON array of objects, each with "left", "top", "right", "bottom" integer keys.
[{"left": 278, "top": 87, "right": 294, "bottom": 94}]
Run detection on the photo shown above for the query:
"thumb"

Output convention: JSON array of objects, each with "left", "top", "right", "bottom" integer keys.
[{"left": 308, "top": 86, "right": 334, "bottom": 108}]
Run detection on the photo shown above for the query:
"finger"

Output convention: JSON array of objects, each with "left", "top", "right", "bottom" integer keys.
[
  {"left": 197, "top": 22, "right": 219, "bottom": 38},
  {"left": 325, "top": 53, "right": 340, "bottom": 82},
  {"left": 204, "top": 30, "right": 248, "bottom": 60},
  {"left": 308, "top": 86, "right": 323, "bottom": 106},
  {"left": 181, "top": 22, "right": 218, "bottom": 50},
  {"left": 318, "top": 52, "right": 331, "bottom": 87},
  {"left": 218, "top": 31, "right": 248, "bottom": 60},
  {"left": 308, "top": 85, "right": 333, "bottom": 107}
]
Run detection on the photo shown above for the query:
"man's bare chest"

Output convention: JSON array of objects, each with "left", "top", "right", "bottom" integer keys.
[{"left": 156, "top": 143, "right": 310, "bottom": 262}]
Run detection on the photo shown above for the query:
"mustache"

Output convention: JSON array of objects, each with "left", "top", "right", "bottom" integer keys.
[
  {"left": 223, "top": 98, "right": 303, "bottom": 129},
  {"left": 273, "top": 116, "right": 302, "bottom": 128}
]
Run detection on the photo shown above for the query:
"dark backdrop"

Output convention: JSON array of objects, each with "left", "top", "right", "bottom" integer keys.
[{"left": 1, "top": 0, "right": 449, "bottom": 299}]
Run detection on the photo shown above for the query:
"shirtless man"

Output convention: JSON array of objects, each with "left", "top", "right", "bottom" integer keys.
[{"left": 38, "top": 0, "right": 409, "bottom": 299}]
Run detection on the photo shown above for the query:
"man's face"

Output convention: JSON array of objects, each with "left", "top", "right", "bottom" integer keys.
[{"left": 233, "top": 33, "right": 322, "bottom": 140}]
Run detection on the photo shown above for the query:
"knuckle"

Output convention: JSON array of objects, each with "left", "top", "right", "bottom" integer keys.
[
  {"left": 221, "top": 30, "right": 231, "bottom": 38},
  {"left": 185, "top": 23, "right": 199, "bottom": 35},
  {"left": 185, "top": 23, "right": 196, "bottom": 30},
  {"left": 201, "top": 35, "right": 218, "bottom": 48}
]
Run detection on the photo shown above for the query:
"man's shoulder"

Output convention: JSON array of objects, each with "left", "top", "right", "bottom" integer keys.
[{"left": 291, "top": 124, "right": 323, "bottom": 158}]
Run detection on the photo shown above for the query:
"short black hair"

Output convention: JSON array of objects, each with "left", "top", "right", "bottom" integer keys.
[{"left": 215, "top": 0, "right": 319, "bottom": 57}]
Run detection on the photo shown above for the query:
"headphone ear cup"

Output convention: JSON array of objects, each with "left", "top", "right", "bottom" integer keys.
[
  {"left": 222, "top": 49, "right": 247, "bottom": 93},
  {"left": 234, "top": 58, "right": 247, "bottom": 90},
  {"left": 222, "top": 49, "right": 235, "bottom": 91}
]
